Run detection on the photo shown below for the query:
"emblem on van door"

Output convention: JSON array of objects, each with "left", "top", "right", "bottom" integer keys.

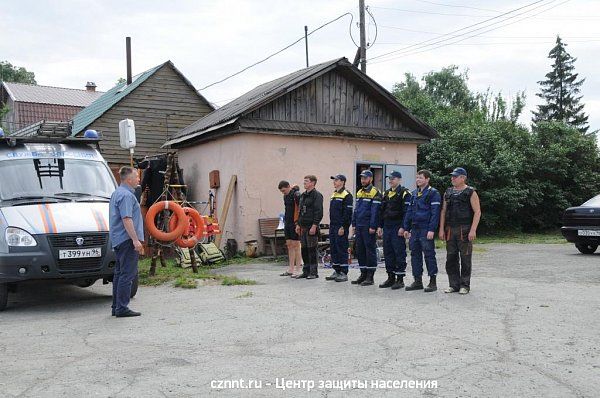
[{"left": 76, "top": 236, "right": 85, "bottom": 246}]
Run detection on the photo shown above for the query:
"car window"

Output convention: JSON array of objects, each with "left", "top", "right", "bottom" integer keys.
[{"left": 582, "top": 194, "right": 600, "bottom": 207}]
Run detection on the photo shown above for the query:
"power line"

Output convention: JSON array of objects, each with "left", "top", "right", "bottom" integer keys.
[
  {"left": 410, "top": 0, "right": 500, "bottom": 12},
  {"left": 198, "top": 12, "right": 354, "bottom": 91},
  {"left": 366, "top": 5, "right": 378, "bottom": 48},
  {"left": 369, "top": 5, "right": 496, "bottom": 18},
  {"left": 368, "top": 0, "right": 551, "bottom": 62},
  {"left": 370, "top": 0, "right": 571, "bottom": 64}
]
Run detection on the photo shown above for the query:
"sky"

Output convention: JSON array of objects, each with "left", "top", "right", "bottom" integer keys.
[{"left": 2, "top": 0, "right": 599, "bottom": 131}]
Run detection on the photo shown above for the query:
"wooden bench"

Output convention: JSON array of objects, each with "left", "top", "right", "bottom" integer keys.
[{"left": 258, "top": 218, "right": 285, "bottom": 256}]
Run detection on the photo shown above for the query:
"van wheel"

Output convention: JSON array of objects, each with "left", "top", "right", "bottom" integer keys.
[
  {"left": 0, "top": 283, "right": 8, "bottom": 312},
  {"left": 130, "top": 274, "right": 139, "bottom": 298},
  {"left": 576, "top": 243, "right": 598, "bottom": 254}
]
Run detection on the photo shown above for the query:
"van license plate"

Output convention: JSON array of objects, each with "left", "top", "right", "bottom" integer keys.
[
  {"left": 577, "top": 230, "right": 600, "bottom": 237},
  {"left": 59, "top": 248, "right": 102, "bottom": 259}
]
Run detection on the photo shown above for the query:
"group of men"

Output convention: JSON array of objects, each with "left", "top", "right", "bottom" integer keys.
[{"left": 278, "top": 167, "right": 481, "bottom": 294}]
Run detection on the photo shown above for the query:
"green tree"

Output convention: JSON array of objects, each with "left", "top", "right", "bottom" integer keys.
[
  {"left": 532, "top": 36, "right": 589, "bottom": 133},
  {"left": 393, "top": 67, "right": 532, "bottom": 231},
  {"left": 0, "top": 61, "right": 37, "bottom": 84}
]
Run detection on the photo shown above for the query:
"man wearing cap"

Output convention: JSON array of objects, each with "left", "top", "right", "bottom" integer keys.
[
  {"left": 325, "top": 174, "right": 354, "bottom": 282},
  {"left": 350, "top": 170, "right": 383, "bottom": 286},
  {"left": 439, "top": 167, "right": 481, "bottom": 294},
  {"left": 403, "top": 169, "right": 441, "bottom": 292},
  {"left": 377, "top": 171, "right": 412, "bottom": 290},
  {"left": 295, "top": 175, "right": 324, "bottom": 279}
]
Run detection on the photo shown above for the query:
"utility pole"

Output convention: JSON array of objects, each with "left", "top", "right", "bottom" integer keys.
[
  {"left": 359, "top": 0, "right": 367, "bottom": 73},
  {"left": 304, "top": 26, "right": 309, "bottom": 67}
]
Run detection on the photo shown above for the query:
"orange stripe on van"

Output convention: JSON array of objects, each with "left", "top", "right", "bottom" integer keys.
[
  {"left": 44, "top": 204, "right": 58, "bottom": 233},
  {"left": 38, "top": 205, "right": 50, "bottom": 233}
]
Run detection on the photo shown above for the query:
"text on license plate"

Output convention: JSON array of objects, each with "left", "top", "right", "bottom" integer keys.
[
  {"left": 59, "top": 248, "right": 102, "bottom": 259},
  {"left": 577, "top": 230, "right": 600, "bottom": 237}
]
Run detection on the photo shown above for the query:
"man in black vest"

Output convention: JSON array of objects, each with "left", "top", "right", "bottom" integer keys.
[
  {"left": 295, "top": 175, "right": 324, "bottom": 279},
  {"left": 377, "top": 171, "right": 412, "bottom": 290},
  {"left": 439, "top": 167, "right": 481, "bottom": 294}
]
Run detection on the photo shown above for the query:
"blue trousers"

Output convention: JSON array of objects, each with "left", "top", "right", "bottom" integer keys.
[
  {"left": 112, "top": 239, "right": 139, "bottom": 314},
  {"left": 383, "top": 223, "right": 407, "bottom": 275},
  {"left": 329, "top": 225, "right": 349, "bottom": 274},
  {"left": 355, "top": 226, "right": 377, "bottom": 272},
  {"left": 409, "top": 226, "right": 438, "bottom": 277}
]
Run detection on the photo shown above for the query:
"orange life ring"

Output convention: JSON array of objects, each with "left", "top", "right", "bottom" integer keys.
[
  {"left": 169, "top": 207, "right": 206, "bottom": 248},
  {"left": 146, "top": 201, "right": 188, "bottom": 242}
]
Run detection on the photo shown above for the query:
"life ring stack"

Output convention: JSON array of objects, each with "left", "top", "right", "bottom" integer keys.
[{"left": 146, "top": 201, "right": 220, "bottom": 248}]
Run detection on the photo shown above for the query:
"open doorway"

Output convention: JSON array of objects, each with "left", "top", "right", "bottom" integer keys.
[{"left": 356, "top": 162, "right": 384, "bottom": 192}]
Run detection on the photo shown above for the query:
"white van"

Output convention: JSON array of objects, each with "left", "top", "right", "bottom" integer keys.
[{"left": 0, "top": 130, "right": 136, "bottom": 311}]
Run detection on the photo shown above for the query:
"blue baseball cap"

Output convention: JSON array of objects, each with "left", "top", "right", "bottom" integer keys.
[
  {"left": 360, "top": 170, "right": 373, "bottom": 178},
  {"left": 386, "top": 171, "right": 402, "bottom": 179},
  {"left": 330, "top": 174, "right": 347, "bottom": 182},
  {"left": 450, "top": 167, "right": 467, "bottom": 177}
]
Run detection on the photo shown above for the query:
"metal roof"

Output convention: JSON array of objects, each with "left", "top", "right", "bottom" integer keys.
[
  {"left": 166, "top": 57, "right": 437, "bottom": 147},
  {"left": 1, "top": 82, "right": 104, "bottom": 107},
  {"left": 70, "top": 62, "right": 164, "bottom": 135},
  {"left": 170, "top": 58, "right": 344, "bottom": 142}
]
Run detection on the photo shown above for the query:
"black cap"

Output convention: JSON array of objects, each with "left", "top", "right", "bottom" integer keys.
[
  {"left": 330, "top": 174, "right": 347, "bottom": 182},
  {"left": 450, "top": 167, "right": 467, "bottom": 177},
  {"left": 386, "top": 171, "right": 402, "bottom": 179}
]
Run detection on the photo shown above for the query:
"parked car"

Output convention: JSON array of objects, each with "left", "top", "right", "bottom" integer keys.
[{"left": 561, "top": 194, "right": 600, "bottom": 254}]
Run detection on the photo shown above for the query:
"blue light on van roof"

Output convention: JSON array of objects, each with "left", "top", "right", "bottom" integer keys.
[
  {"left": 83, "top": 129, "right": 99, "bottom": 139},
  {"left": 0, "top": 128, "right": 4, "bottom": 138}
]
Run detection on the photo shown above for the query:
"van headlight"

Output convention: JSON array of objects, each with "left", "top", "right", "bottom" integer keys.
[{"left": 6, "top": 227, "right": 37, "bottom": 247}]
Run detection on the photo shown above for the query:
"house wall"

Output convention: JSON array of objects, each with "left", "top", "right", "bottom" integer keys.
[
  {"left": 86, "top": 64, "right": 213, "bottom": 166},
  {"left": 177, "top": 132, "right": 416, "bottom": 252}
]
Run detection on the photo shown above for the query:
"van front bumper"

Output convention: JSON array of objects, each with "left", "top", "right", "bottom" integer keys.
[{"left": 0, "top": 233, "right": 116, "bottom": 283}]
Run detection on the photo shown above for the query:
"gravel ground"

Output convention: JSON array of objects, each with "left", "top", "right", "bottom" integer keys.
[{"left": 1, "top": 243, "right": 599, "bottom": 397}]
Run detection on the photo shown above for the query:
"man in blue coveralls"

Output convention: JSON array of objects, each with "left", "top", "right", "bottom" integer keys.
[
  {"left": 109, "top": 166, "right": 145, "bottom": 317},
  {"left": 403, "top": 169, "right": 441, "bottom": 293},
  {"left": 350, "top": 170, "right": 383, "bottom": 287},
  {"left": 325, "top": 174, "right": 354, "bottom": 283}
]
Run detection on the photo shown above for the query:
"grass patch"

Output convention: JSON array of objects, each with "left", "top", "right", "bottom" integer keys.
[
  {"left": 221, "top": 276, "right": 257, "bottom": 286},
  {"left": 235, "top": 291, "right": 254, "bottom": 299},
  {"left": 138, "top": 257, "right": 257, "bottom": 288},
  {"left": 174, "top": 276, "right": 197, "bottom": 289},
  {"left": 431, "top": 231, "right": 565, "bottom": 247}
]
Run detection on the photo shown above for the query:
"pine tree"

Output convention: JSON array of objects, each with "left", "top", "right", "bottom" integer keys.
[{"left": 533, "top": 36, "right": 589, "bottom": 133}]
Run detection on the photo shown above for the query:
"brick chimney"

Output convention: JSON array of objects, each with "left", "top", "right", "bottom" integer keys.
[{"left": 85, "top": 82, "right": 97, "bottom": 92}]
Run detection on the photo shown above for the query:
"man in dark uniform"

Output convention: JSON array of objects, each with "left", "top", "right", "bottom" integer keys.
[
  {"left": 403, "top": 169, "right": 441, "bottom": 293},
  {"left": 351, "top": 170, "right": 383, "bottom": 286},
  {"left": 377, "top": 171, "right": 412, "bottom": 290},
  {"left": 439, "top": 167, "right": 481, "bottom": 294},
  {"left": 295, "top": 175, "right": 324, "bottom": 279},
  {"left": 325, "top": 174, "right": 353, "bottom": 283},
  {"left": 278, "top": 180, "right": 301, "bottom": 277}
]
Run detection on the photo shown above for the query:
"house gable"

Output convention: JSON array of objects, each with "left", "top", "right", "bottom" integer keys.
[{"left": 83, "top": 63, "right": 214, "bottom": 164}]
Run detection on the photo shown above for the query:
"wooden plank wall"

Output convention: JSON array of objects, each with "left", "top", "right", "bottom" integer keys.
[
  {"left": 85, "top": 64, "right": 213, "bottom": 165},
  {"left": 248, "top": 70, "right": 405, "bottom": 131}
]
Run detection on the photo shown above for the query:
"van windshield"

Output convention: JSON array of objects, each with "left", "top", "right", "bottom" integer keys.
[
  {"left": 0, "top": 158, "right": 116, "bottom": 201},
  {"left": 582, "top": 194, "right": 600, "bottom": 207}
]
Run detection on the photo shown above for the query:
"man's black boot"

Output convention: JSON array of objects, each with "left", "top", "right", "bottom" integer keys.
[
  {"left": 424, "top": 275, "right": 437, "bottom": 292},
  {"left": 352, "top": 270, "right": 367, "bottom": 285},
  {"left": 391, "top": 275, "right": 405, "bottom": 290},
  {"left": 360, "top": 269, "right": 375, "bottom": 286},
  {"left": 405, "top": 277, "right": 424, "bottom": 291},
  {"left": 379, "top": 272, "right": 395, "bottom": 288},
  {"left": 307, "top": 263, "right": 319, "bottom": 279}
]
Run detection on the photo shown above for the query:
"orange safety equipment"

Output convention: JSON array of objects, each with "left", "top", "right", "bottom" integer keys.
[
  {"left": 146, "top": 201, "right": 188, "bottom": 242},
  {"left": 169, "top": 207, "right": 206, "bottom": 248}
]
